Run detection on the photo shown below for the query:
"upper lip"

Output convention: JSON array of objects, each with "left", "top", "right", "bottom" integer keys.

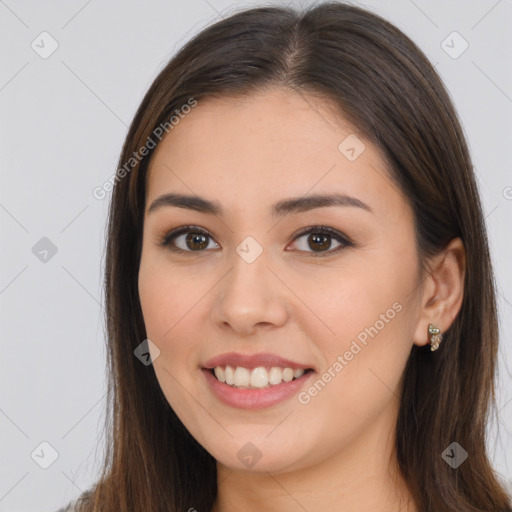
[{"left": 203, "top": 352, "right": 314, "bottom": 371}]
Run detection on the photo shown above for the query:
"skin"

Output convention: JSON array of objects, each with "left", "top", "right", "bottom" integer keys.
[{"left": 138, "top": 87, "right": 466, "bottom": 512}]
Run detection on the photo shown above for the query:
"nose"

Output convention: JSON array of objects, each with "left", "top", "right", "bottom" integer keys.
[{"left": 210, "top": 246, "right": 290, "bottom": 335}]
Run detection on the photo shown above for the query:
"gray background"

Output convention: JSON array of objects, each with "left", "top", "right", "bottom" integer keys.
[{"left": 0, "top": 0, "right": 511, "bottom": 510}]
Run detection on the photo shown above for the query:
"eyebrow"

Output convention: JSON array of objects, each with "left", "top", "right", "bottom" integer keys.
[{"left": 147, "top": 192, "right": 373, "bottom": 217}]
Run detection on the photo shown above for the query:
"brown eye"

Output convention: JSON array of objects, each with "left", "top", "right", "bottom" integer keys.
[
  {"left": 159, "top": 226, "right": 219, "bottom": 253},
  {"left": 183, "top": 232, "right": 209, "bottom": 251},
  {"left": 160, "top": 225, "right": 352, "bottom": 257},
  {"left": 306, "top": 233, "right": 332, "bottom": 252},
  {"left": 291, "top": 226, "right": 352, "bottom": 256}
]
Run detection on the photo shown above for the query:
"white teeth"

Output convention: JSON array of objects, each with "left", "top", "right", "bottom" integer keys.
[
  {"left": 212, "top": 365, "right": 307, "bottom": 388},
  {"left": 249, "top": 367, "right": 268, "bottom": 388},
  {"left": 224, "top": 365, "right": 235, "bottom": 385},
  {"left": 282, "top": 368, "right": 294, "bottom": 382},
  {"left": 233, "top": 367, "right": 250, "bottom": 387},
  {"left": 293, "top": 368, "right": 305, "bottom": 378},
  {"left": 268, "top": 367, "right": 283, "bottom": 385},
  {"left": 214, "top": 366, "right": 225, "bottom": 383}
]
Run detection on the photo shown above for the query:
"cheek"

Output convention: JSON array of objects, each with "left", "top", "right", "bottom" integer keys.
[
  {"left": 294, "top": 290, "right": 409, "bottom": 455},
  {"left": 138, "top": 248, "right": 195, "bottom": 335},
  {"left": 138, "top": 250, "right": 215, "bottom": 389},
  {"left": 138, "top": 258, "right": 204, "bottom": 416},
  {"left": 138, "top": 254, "right": 192, "bottom": 364},
  {"left": 138, "top": 266, "right": 172, "bottom": 339},
  {"left": 291, "top": 261, "right": 404, "bottom": 346},
  {"left": 293, "top": 247, "right": 416, "bottom": 392}
]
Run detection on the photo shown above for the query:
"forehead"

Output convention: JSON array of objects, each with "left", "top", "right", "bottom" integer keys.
[{"left": 145, "top": 88, "right": 407, "bottom": 219}]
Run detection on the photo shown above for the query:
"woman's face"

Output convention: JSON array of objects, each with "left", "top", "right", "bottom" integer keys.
[{"left": 138, "top": 87, "right": 423, "bottom": 474}]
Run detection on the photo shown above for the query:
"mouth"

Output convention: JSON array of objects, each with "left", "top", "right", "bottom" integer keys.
[
  {"left": 201, "top": 365, "right": 315, "bottom": 409},
  {"left": 206, "top": 365, "right": 315, "bottom": 390},
  {"left": 201, "top": 352, "right": 316, "bottom": 408}
]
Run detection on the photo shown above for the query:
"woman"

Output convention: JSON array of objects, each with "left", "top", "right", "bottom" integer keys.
[{"left": 59, "top": 2, "right": 512, "bottom": 511}]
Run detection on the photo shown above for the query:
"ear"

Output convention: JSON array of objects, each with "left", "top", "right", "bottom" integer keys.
[{"left": 412, "top": 237, "right": 466, "bottom": 348}]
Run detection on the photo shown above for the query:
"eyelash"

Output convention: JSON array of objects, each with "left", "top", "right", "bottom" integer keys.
[{"left": 158, "top": 225, "right": 353, "bottom": 257}]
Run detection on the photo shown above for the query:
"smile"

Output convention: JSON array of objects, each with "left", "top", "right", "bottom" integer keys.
[
  {"left": 211, "top": 365, "right": 312, "bottom": 389},
  {"left": 202, "top": 367, "right": 315, "bottom": 410}
]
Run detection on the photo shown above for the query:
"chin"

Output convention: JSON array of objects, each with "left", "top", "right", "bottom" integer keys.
[{"left": 203, "top": 434, "right": 311, "bottom": 475}]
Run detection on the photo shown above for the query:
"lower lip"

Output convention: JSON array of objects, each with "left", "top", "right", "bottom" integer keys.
[{"left": 202, "top": 368, "right": 314, "bottom": 409}]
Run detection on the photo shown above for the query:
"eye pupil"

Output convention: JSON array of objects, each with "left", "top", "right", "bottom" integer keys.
[
  {"left": 309, "top": 233, "right": 331, "bottom": 251},
  {"left": 186, "top": 232, "right": 208, "bottom": 250}
]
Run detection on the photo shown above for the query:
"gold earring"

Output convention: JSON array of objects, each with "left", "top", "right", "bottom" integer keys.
[{"left": 428, "top": 323, "right": 442, "bottom": 351}]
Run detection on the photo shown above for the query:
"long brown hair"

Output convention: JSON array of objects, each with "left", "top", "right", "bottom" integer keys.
[{"left": 74, "top": 2, "right": 511, "bottom": 511}]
